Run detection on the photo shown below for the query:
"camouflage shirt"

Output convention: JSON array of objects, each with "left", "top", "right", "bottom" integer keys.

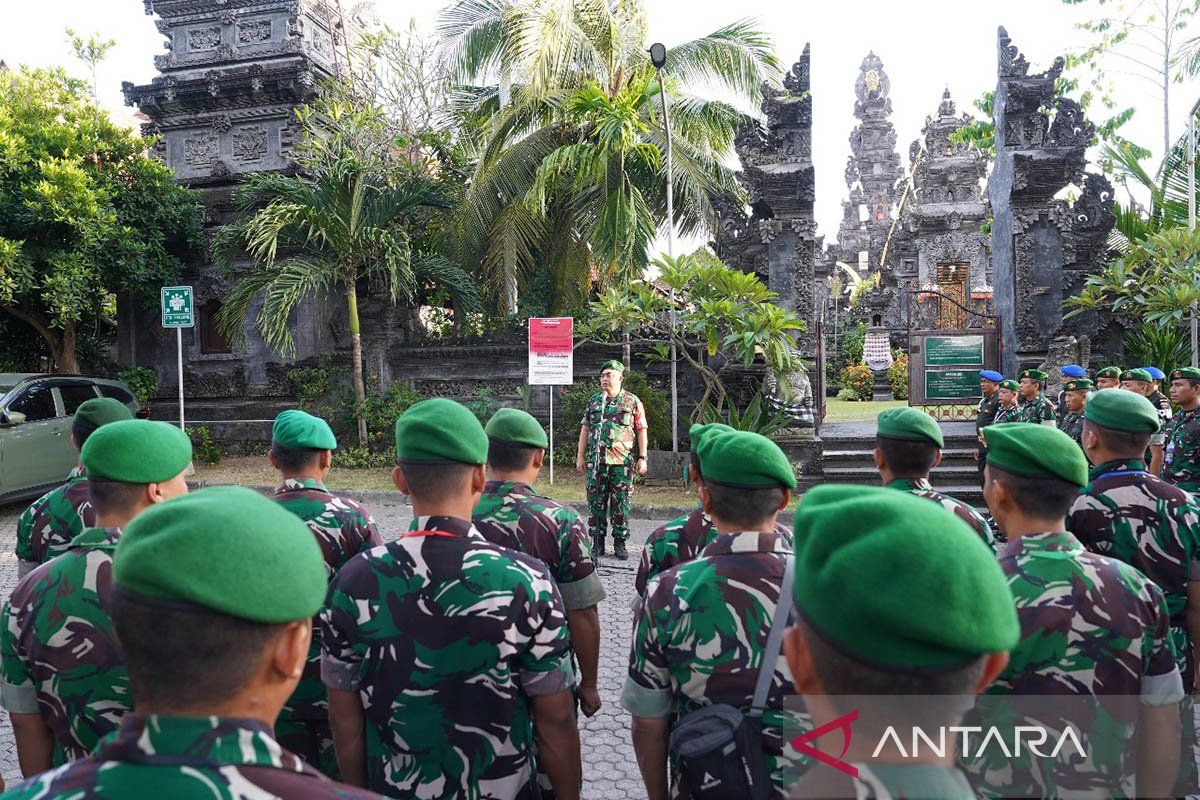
[
  {"left": 15, "top": 466, "right": 92, "bottom": 572},
  {"left": 320, "top": 515, "right": 574, "bottom": 799},
  {"left": 1058, "top": 410, "right": 1085, "bottom": 445},
  {"left": 885, "top": 478, "right": 994, "bottom": 548},
  {"left": 1016, "top": 394, "right": 1056, "bottom": 425},
  {"left": 583, "top": 390, "right": 647, "bottom": 468},
  {"left": 634, "top": 508, "right": 792, "bottom": 596},
  {"left": 1165, "top": 406, "right": 1200, "bottom": 490},
  {"left": 273, "top": 478, "right": 381, "bottom": 724},
  {"left": 622, "top": 531, "right": 808, "bottom": 799},
  {"left": 1148, "top": 390, "right": 1173, "bottom": 447},
  {"left": 1067, "top": 459, "right": 1200, "bottom": 681},
  {"left": 473, "top": 480, "right": 605, "bottom": 610},
  {"left": 0, "top": 526, "right": 128, "bottom": 762},
  {"left": 0, "top": 713, "right": 383, "bottom": 799},
  {"left": 964, "top": 530, "right": 1184, "bottom": 799},
  {"left": 992, "top": 403, "right": 1023, "bottom": 425}
]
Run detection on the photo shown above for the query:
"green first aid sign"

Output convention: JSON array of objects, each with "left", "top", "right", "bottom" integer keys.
[{"left": 161, "top": 286, "right": 194, "bottom": 328}]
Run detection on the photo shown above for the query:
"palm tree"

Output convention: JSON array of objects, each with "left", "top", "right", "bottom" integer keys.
[
  {"left": 1104, "top": 128, "right": 1200, "bottom": 247},
  {"left": 438, "top": 0, "right": 779, "bottom": 313},
  {"left": 213, "top": 100, "right": 475, "bottom": 445}
]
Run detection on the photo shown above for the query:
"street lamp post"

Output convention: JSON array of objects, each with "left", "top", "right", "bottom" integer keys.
[{"left": 650, "top": 42, "right": 679, "bottom": 452}]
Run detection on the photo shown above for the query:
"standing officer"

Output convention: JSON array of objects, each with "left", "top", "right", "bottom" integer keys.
[
  {"left": 1057, "top": 377, "right": 1092, "bottom": 446},
  {"left": 474, "top": 407, "right": 605, "bottom": 724},
  {"left": 1, "top": 486, "right": 382, "bottom": 799},
  {"left": 1124, "top": 369, "right": 1172, "bottom": 475},
  {"left": 576, "top": 360, "right": 648, "bottom": 560},
  {"left": 1094, "top": 365, "right": 1123, "bottom": 390},
  {"left": 1148, "top": 367, "right": 1175, "bottom": 474},
  {"left": 975, "top": 370, "right": 1003, "bottom": 486},
  {"left": 321, "top": 399, "right": 581, "bottom": 799},
  {"left": 1, "top": 420, "right": 191, "bottom": 777},
  {"left": 623, "top": 429, "right": 804, "bottom": 800},
  {"left": 1146, "top": 366, "right": 1170, "bottom": 402},
  {"left": 1057, "top": 365, "right": 1089, "bottom": 424},
  {"left": 783, "top": 486, "right": 1016, "bottom": 798},
  {"left": 969, "top": 424, "right": 1184, "bottom": 797},
  {"left": 14, "top": 397, "right": 132, "bottom": 576},
  {"left": 268, "top": 409, "right": 381, "bottom": 779},
  {"left": 1166, "top": 367, "right": 1200, "bottom": 493},
  {"left": 874, "top": 407, "right": 993, "bottom": 546},
  {"left": 993, "top": 379, "right": 1023, "bottom": 425},
  {"left": 1016, "top": 369, "right": 1056, "bottom": 425}
]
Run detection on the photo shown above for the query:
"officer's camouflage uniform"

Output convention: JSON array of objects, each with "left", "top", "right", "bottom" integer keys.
[
  {"left": 1058, "top": 410, "right": 1085, "bottom": 445},
  {"left": 634, "top": 508, "right": 792, "bottom": 596},
  {"left": 1166, "top": 406, "right": 1200, "bottom": 492},
  {"left": 272, "top": 477, "right": 381, "bottom": 779},
  {"left": 623, "top": 531, "right": 808, "bottom": 799},
  {"left": 993, "top": 404, "right": 1023, "bottom": 425},
  {"left": 964, "top": 530, "right": 1184, "bottom": 798},
  {"left": 1067, "top": 459, "right": 1200, "bottom": 683},
  {"left": 320, "top": 515, "right": 574, "bottom": 799},
  {"left": 0, "top": 527, "right": 128, "bottom": 763},
  {"left": 1016, "top": 394, "right": 1056, "bottom": 425},
  {"left": 0, "top": 713, "right": 382, "bottom": 799},
  {"left": 583, "top": 390, "right": 646, "bottom": 542},
  {"left": 14, "top": 467, "right": 92, "bottom": 575},
  {"left": 473, "top": 480, "right": 606, "bottom": 610},
  {"left": 885, "top": 478, "right": 994, "bottom": 548}
]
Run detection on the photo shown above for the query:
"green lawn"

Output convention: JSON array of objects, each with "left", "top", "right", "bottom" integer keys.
[{"left": 824, "top": 399, "right": 907, "bottom": 423}]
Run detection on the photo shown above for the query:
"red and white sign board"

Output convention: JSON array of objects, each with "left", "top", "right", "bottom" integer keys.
[{"left": 528, "top": 317, "right": 574, "bottom": 385}]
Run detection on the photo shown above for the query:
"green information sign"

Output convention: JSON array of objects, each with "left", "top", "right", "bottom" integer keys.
[
  {"left": 161, "top": 286, "right": 194, "bottom": 328},
  {"left": 925, "top": 369, "right": 980, "bottom": 401},
  {"left": 925, "top": 335, "right": 984, "bottom": 366}
]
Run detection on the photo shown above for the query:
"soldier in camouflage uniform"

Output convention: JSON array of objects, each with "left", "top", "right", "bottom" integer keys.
[
  {"left": 1094, "top": 364, "right": 1123, "bottom": 390},
  {"left": 1016, "top": 368, "right": 1056, "bottom": 425},
  {"left": 1167, "top": 367, "right": 1200, "bottom": 493},
  {"left": 268, "top": 410, "right": 381, "bottom": 779},
  {"left": 623, "top": 429, "right": 806, "bottom": 800},
  {"left": 14, "top": 398, "right": 133, "bottom": 576},
  {"left": 1056, "top": 377, "right": 1091, "bottom": 446},
  {"left": 322, "top": 399, "right": 580, "bottom": 799},
  {"left": 1, "top": 421, "right": 191, "bottom": 779},
  {"left": 967, "top": 423, "right": 1185, "bottom": 798},
  {"left": 992, "top": 379, "right": 1023, "bottom": 425},
  {"left": 1056, "top": 365, "right": 1088, "bottom": 425},
  {"left": 874, "top": 406, "right": 994, "bottom": 547},
  {"left": 974, "top": 370, "right": 1003, "bottom": 487},
  {"left": 576, "top": 360, "right": 648, "bottom": 560},
  {"left": 1122, "top": 368, "right": 1171, "bottom": 474},
  {"left": 784, "top": 486, "right": 1016, "bottom": 800},
  {"left": 3, "top": 486, "right": 382, "bottom": 800}
]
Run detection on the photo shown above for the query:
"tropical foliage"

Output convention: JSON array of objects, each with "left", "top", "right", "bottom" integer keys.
[{"left": 695, "top": 395, "right": 793, "bottom": 438}]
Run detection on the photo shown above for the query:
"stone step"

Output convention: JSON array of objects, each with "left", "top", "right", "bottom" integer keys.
[
  {"left": 823, "top": 447, "right": 978, "bottom": 465},
  {"left": 822, "top": 464, "right": 980, "bottom": 483}
]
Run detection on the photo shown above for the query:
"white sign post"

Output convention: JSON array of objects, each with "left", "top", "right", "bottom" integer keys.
[
  {"left": 161, "top": 286, "right": 195, "bottom": 431},
  {"left": 528, "top": 318, "right": 574, "bottom": 484}
]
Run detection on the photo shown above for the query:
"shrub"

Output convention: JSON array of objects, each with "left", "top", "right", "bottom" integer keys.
[
  {"left": 187, "top": 425, "right": 222, "bottom": 466},
  {"left": 551, "top": 369, "right": 672, "bottom": 466},
  {"left": 839, "top": 364, "right": 873, "bottom": 401},
  {"left": 118, "top": 366, "right": 159, "bottom": 409},
  {"left": 888, "top": 351, "right": 909, "bottom": 400}
]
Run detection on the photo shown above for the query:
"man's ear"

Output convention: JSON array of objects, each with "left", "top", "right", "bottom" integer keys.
[
  {"left": 872, "top": 448, "right": 885, "bottom": 470},
  {"left": 783, "top": 625, "right": 821, "bottom": 694},
  {"left": 471, "top": 464, "right": 486, "bottom": 495},
  {"left": 267, "top": 449, "right": 279, "bottom": 471},
  {"left": 974, "top": 652, "right": 1010, "bottom": 695},
  {"left": 532, "top": 449, "right": 545, "bottom": 470},
  {"left": 320, "top": 450, "right": 333, "bottom": 472},
  {"left": 392, "top": 465, "right": 408, "bottom": 494},
  {"left": 697, "top": 483, "right": 713, "bottom": 516},
  {"left": 777, "top": 488, "right": 792, "bottom": 513},
  {"left": 271, "top": 620, "right": 311, "bottom": 681},
  {"left": 931, "top": 450, "right": 943, "bottom": 469}
]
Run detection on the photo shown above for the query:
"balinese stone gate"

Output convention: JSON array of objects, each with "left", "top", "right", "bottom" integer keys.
[{"left": 989, "top": 26, "right": 1120, "bottom": 378}]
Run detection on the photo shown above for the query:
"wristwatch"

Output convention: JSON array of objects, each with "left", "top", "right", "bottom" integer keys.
[{"left": 636, "top": 455, "right": 647, "bottom": 461}]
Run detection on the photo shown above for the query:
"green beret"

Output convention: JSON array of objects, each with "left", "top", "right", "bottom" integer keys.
[
  {"left": 272, "top": 409, "right": 337, "bottom": 451},
  {"left": 80, "top": 420, "right": 192, "bottom": 484},
  {"left": 1018, "top": 369, "right": 1048, "bottom": 382},
  {"left": 876, "top": 407, "right": 944, "bottom": 448},
  {"left": 792, "top": 485, "right": 1018, "bottom": 668},
  {"left": 1085, "top": 388, "right": 1160, "bottom": 433},
  {"left": 695, "top": 429, "right": 796, "bottom": 489},
  {"left": 600, "top": 359, "right": 625, "bottom": 375},
  {"left": 395, "top": 398, "right": 487, "bottom": 465},
  {"left": 1094, "top": 366, "right": 1122, "bottom": 379},
  {"left": 982, "top": 423, "right": 1088, "bottom": 486},
  {"left": 74, "top": 397, "right": 134, "bottom": 429},
  {"left": 1172, "top": 367, "right": 1200, "bottom": 381},
  {"left": 114, "top": 486, "right": 326, "bottom": 623},
  {"left": 1063, "top": 378, "right": 1093, "bottom": 392},
  {"left": 1121, "top": 369, "right": 1152, "bottom": 383},
  {"left": 999, "top": 379, "right": 1019, "bottom": 391},
  {"left": 688, "top": 423, "right": 734, "bottom": 451},
  {"left": 485, "top": 408, "right": 548, "bottom": 449}
]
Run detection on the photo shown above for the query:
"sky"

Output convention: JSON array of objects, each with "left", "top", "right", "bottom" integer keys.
[{"left": 2, "top": 0, "right": 1197, "bottom": 247}]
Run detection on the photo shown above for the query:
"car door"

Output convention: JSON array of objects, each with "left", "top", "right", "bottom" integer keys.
[
  {"left": 51, "top": 380, "right": 101, "bottom": 474},
  {"left": 1, "top": 382, "right": 65, "bottom": 494}
]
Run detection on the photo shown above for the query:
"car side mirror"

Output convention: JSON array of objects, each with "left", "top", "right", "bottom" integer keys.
[{"left": 0, "top": 411, "right": 26, "bottom": 427}]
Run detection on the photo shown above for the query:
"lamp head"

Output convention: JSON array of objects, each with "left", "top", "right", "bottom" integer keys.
[{"left": 649, "top": 42, "right": 667, "bottom": 69}]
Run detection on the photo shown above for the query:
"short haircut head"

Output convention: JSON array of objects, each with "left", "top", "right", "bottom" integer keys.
[
  {"left": 1082, "top": 419, "right": 1152, "bottom": 460},
  {"left": 486, "top": 438, "right": 540, "bottom": 472},
  {"left": 87, "top": 477, "right": 148, "bottom": 518},
  {"left": 987, "top": 465, "right": 1080, "bottom": 519},
  {"left": 398, "top": 461, "right": 476, "bottom": 503},
  {"left": 704, "top": 481, "right": 786, "bottom": 528},
  {"left": 875, "top": 436, "right": 939, "bottom": 477},
  {"left": 72, "top": 418, "right": 100, "bottom": 451},
  {"left": 270, "top": 442, "right": 324, "bottom": 473},
  {"left": 112, "top": 590, "right": 284, "bottom": 711}
]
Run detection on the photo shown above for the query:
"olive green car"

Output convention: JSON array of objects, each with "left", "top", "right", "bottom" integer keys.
[{"left": 0, "top": 374, "right": 142, "bottom": 504}]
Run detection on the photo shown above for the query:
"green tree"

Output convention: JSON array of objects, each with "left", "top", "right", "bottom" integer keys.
[
  {"left": 66, "top": 28, "right": 115, "bottom": 101},
  {"left": 439, "top": 0, "right": 779, "bottom": 313},
  {"left": 0, "top": 67, "right": 202, "bottom": 373},
  {"left": 213, "top": 91, "right": 477, "bottom": 446}
]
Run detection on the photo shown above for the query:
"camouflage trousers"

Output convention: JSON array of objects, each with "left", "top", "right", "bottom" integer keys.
[
  {"left": 274, "top": 712, "right": 340, "bottom": 781},
  {"left": 587, "top": 464, "right": 632, "bottom": 542}
]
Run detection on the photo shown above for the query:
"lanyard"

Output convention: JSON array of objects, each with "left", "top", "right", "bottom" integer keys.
[{"left": 401, "top": 530, "right": 458, "bottom": 540}]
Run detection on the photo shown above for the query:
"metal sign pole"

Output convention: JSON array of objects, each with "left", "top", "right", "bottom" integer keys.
[
  {"left": 176, "top": 327, "right": 185, "bottom": 431},
  {"left": 549, "top": 389, "right": 555, "bottom": 485}
]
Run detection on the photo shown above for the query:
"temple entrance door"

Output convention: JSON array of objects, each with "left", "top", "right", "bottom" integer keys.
[{"left": 935, "top": 264, "right": 968, "bottom": 329}]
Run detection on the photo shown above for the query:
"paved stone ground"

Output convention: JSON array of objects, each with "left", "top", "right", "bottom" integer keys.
[{"left": 0, "top": 497, "right": 668, "bottom": 797}]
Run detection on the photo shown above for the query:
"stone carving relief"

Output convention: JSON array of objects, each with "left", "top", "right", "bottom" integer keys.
[
  {"left": 232, "top": 126, "right": 269, "bottom": 162},
  {"left": 187, "top": 27, "right": 221, "bottom": 52},
  {"left": 238, "top": 19, "right": 272, "bottom": 45},
  {"left": 183, "top": 132, "right": 219, "bottom": 168}
]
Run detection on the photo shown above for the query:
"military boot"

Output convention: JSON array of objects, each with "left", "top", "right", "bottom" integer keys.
[
  {"left": 593, "top": 533, "right": 606, "bottom": 557},
  {"left": 613, "top": 538, "right": 628, "bottom": 561}
]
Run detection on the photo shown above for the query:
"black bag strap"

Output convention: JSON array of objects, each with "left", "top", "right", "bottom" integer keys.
[{"left": 750, "top": 555, "right": 794, "bottom": 717}]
